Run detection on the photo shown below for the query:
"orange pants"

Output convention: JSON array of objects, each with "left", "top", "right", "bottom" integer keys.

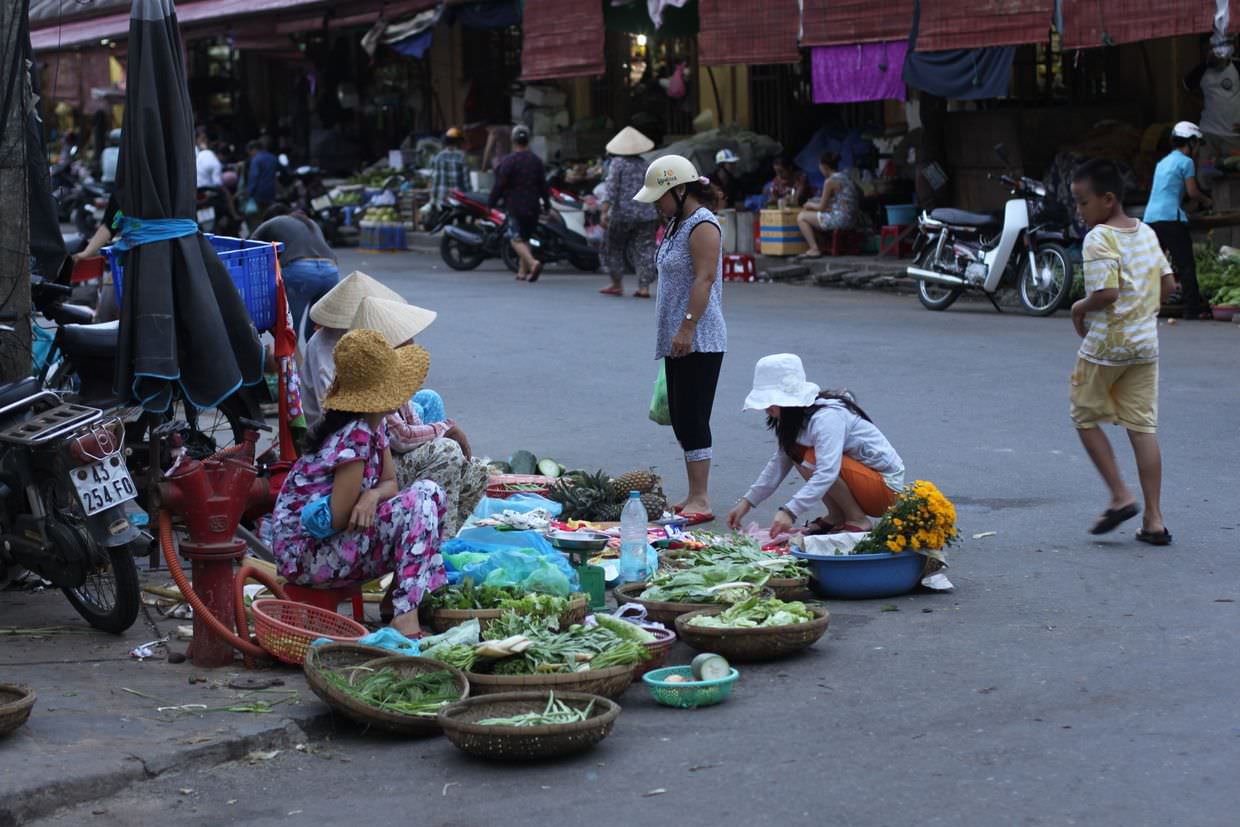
[{"left": 799, "top": 455, "right": 897, "bottom": 516}]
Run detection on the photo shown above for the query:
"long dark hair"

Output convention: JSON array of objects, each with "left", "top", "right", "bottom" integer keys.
[
  {"left": 302, "top": 409, "right": 362, "bottom": 454},
  {"left": 766, "top": 391, "right": 873, "bottom": 460},
  {"left": 664, "top": 179, "right": 720, "bottom": 242}
]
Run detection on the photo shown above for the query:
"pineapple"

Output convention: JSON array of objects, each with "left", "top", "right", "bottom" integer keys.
[
  {"left": 609, "top": 469, "right": 661, "bottom": 499},
  {"left": 597, "top": 501, "right": 625, "bottom": 522},
  {"left": 640, "top": 489, "right": 668, "bottom": 520},
  {"left": 550, "top": 470, "right": 617, "bottom": 521}
]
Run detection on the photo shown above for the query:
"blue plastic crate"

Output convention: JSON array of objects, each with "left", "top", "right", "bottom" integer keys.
[{"left": 103, "top": 234, "right": 282, "bottom": 331}]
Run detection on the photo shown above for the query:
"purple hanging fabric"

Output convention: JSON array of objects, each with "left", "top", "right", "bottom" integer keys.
[{"left": 811, "top": 41, "right": 908, "bottom": 104}]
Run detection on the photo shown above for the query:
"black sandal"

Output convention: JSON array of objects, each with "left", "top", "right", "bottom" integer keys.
[
  {"left": 1136, "top": 528, "right": 1172, "bottom": 546},
  {"left": 805, "top": 517, "right": 839, "bottom": 536},
  {"left": 1089, "top": 503, "right": 1139, "bottom": 535}
]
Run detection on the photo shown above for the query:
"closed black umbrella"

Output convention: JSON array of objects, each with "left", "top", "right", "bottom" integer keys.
[{"left": 113, "top": 0, "right": 262, "bottom": 412}]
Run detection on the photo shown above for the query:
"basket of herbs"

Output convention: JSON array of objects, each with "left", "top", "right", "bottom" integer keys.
[
  {"left": 613, "top": 563, "right": 773, "bottom": 626},
  {"left": 463, "top": 613, "right": 647, "bottom": 699},
  {"left": 689, "top": 533, "right": 810, "bottom": 599},
  {"left": 674, "top": 597, "right": 830, "bottom": 662},
  {"left": 306, "top": 654, "right": 469, "bottom": 735},
  {"left": 438, "top": 690, "right": 620, "bottom": 760},
  {"left": 423, "top": 580, "right": 587, "bottom": 634}
]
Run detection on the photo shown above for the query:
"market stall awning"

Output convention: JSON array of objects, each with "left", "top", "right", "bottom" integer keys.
[
  {"left": 801, "top": 0, "right": 914, "bottom": 47},
  {"left": 1062, "top": 0, "right": 1223, "bottom": 49},
  {"left": 698, "top": 0, "right": 800, "bottom": 65},
  {"left": 519, "top": 0, "right": 605, "bottom": 80},
  {"left": 913, "top": 0, "right": 1053, "bottom": 52}
]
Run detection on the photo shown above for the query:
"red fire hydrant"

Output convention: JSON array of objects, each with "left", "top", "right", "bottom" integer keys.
[{"left": 159, "top": 453, "right": 264, "bottom": 667}]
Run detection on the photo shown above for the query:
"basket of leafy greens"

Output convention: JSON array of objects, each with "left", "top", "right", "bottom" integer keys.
[
  {"left": 423, "top": 580, "right": 587, "bottom": 633},
  {"left": 673, "top": 597, "right": 830, "bottom": 661},
  {"left": 614, "top": 564, "right": 773, "bottom": 626},
  {"left": 692, "top": 533, "right": 809, "bottom": 598},
  {"left": 438, "top": 690, "right": 620, "bottom": 760},
  {"left": 306, "top": 654, "right": 469, "bottom": 735}
]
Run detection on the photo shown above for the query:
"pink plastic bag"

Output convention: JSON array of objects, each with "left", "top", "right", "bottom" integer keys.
[{"left": 666, "top": 62, "right": 687, "bottom": 99}]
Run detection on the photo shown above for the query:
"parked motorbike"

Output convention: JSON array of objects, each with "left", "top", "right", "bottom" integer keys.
[
  {"left": 435, "top": 190, "right": 512, "bottom": 271},
  {"left": 70, "top": 180, "right": 112, "bottom": 237},
  {"left": 0, "top": 362, "right": 142, "bottom": 633},
  {"left": 195, "top": 186, "right": 243, "bottom": 237},
  {"left": 906, "top": 145, "right": 1074, "bottom": 316}
]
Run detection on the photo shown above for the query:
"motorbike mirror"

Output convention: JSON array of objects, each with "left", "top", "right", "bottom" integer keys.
[
  {"left": 278, "top": 153, "right": 290, "bottom": 167},
  {"left": 994, "top": 143, "right": 1010, "bottom": 164}
]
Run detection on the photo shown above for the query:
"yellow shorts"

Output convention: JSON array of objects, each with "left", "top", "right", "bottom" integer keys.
[{"left": 1069, "top": 358, "right": 1158, "bottom": 433}]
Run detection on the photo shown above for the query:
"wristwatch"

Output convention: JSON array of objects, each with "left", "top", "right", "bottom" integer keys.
[{"left": 684, "top": 312, "right": 697, "bottom": 323}]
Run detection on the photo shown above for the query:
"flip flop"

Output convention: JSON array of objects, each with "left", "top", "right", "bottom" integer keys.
[
  {"left": 528, "top": 262, "right": 544, "bottom": 283},
  {"left": 828, "top": 523, "right": 869, "bottom": 534},
  {"left": 678, "top": 512, "right": 715, "bottom": 526},
  {"left": 1089, "top": 503, "right": 1139, "bottom": 535},
  {"left": 1136, "top": 528, "right": 1172, "bottom": 546},
  {"left": 805, "top": 517, "right": 839, "bottom": 535},
  {"left": 599, "top": 285, "right": 623, "bottom": 296},
  {"left": 633, "top": 291, "right": 651, "bottom": 298}
]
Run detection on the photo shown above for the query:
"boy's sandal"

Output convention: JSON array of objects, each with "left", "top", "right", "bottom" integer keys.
[
  {"left": 1089, "top": 503, "right": 1139, "bottom": 535},
  {"left": 1136, "top": 528, "right": 1172, "bottom": 546}
]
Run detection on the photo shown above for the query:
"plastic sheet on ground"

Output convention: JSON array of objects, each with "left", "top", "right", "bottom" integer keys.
[{"left": 442, "top": 525, "right": 579, "bottom": 595}]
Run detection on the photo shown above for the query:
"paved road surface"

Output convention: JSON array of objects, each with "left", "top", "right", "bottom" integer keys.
[{"left": 27, "top": 251, "right": 1240, "bottom": 826}]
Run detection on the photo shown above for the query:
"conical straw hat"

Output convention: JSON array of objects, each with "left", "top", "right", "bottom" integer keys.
[
  {"left": 606, "top": 126, "right": 655, "bottom": 156},
  {"left": 351, "top": 296, "right": 437, "bottom": 347},
  {"left": 323, "top": 330, "right": 430, "bottom": 414},
  {"left": 309, "top": 271, "right": 403, "bottom": 329}
]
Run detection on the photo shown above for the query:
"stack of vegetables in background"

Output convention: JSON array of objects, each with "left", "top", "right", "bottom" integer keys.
[{"left": 548, "top": 469, "right": 669, "bottom": 522}]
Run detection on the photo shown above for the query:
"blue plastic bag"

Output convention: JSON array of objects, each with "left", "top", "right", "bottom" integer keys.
[
  {"left": 469, "top": 494, "right": 562, "bottom": 521},
  {"left": 442, "top": 526, "right": 579, "bottom": 594}
]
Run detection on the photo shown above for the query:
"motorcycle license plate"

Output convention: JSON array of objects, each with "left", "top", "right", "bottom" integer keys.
[
  {"left": 71, "top": 456, "right": 137, "bottom": 516},
  {"left": 197, "top": 206, "right": 216, "bottom": 224}
]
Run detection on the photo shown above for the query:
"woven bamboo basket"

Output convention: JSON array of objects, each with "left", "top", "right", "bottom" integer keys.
[
  {"left": 424, "top": 595, "right": 588, "bottom": 634},
  {"left": 632, "top": 626, "right": 677, "bottom": 679},
  {"left": 673, "top": 605, "right": 830, "bottom": 661},
  {"left": 613, "top": 583, "right": 773, "bottom": 627},
  {"left": 303, "top": 642, "right": 404, "bottom": 684},
  {"left": 465, "top": 662, "right": 633, "bottom": 700},
  {"left": 438, "top": 691, "right": 620, "bottom": 760},
  {"left": 766, "top": 576, "right": 811, "bottom": 601},
  {"left": 305, "top": 652, "right": 469, "bottom": 736},
  {"left": 0, "top": 684, "right": 35, "bottom": 737}
]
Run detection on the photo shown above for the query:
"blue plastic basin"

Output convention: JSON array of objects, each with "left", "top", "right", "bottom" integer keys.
[{"left": 790, "top": 550, "right": 924, "bottom": 599}]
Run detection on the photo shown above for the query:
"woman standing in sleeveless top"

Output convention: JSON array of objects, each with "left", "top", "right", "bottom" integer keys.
[{"left": 633, "top": 155, "right": 727, "bottom": 525}]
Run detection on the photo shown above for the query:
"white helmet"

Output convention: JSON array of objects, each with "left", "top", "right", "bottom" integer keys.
[
  {"left": 715, "top": 148, "right": 740, "bottom": 165},
  {"left": 634, "top": 154, "right": 702, "bottom": 203},
  {"left": 1172, "top": 121, "right": 1203, "bottom": 140}
]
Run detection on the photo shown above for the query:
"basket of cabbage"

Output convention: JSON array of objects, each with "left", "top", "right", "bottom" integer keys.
[{"left": 672, "top": 597, "right": 830, "bottom": 662}]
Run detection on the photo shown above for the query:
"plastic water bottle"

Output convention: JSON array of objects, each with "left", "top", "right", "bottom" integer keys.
[{"left": 619, "top": 491, "right": 649, "bottom": 583}]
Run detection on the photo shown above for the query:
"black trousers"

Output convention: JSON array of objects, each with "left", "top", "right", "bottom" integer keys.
[
  {"left": 664, "top": 352, "right": 723, "bottom": 460},
  {"left": 1149, "top": 220, "right": 1203, "bottom": 316}
]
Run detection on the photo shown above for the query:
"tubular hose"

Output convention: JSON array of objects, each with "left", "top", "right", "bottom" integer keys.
[
  {"left": 158, "top": 509, "right": 270, "bottom": 661},
  {"left": 234, "top": 564, "right": 287, "bottom": 669}
]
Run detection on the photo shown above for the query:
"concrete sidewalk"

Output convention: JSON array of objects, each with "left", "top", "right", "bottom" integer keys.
[{"left": 0, "top": 577, "right": 331, "bottom": 826}]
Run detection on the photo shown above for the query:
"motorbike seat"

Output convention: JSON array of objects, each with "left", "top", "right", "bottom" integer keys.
[
  {"left": 46, "top": 303, "right": 95, "bottom": 326},
  {"left": 57, "top": 320, "right": 119, "bottom": 359},
  {"left": 930, "top": 208, "right": 1001, "bottom": 228},
  {"left": 0, "top": 377, "right": 42, "bottom": 412}
]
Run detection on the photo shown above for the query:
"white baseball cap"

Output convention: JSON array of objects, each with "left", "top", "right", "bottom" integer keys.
[
  {"left": 715, "top": 148, "right": 740, "bottom": 165},
  {"left": 1172, "top": 121, "right": 1203, "bottom": 140},
  {"left": 743, "top": 354, "right": 821, "bottom": 412}
]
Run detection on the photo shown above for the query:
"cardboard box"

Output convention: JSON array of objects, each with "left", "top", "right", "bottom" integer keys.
[{"left": 759, "top": 208, "right": 807, "bottom": 256}]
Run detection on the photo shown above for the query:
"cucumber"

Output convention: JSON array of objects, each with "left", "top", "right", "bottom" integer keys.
[
  {"left": 508, "top": 450, "right": 538, "bottom": 475},
  {"left": 594, "top": 613, "right": 657, "bottom": 643},
  {"left": 537, "top": 458, "right": 562, "bottom": 478},
  {"left": 691, "top": 652, "right": 731, "bottom": 682}
]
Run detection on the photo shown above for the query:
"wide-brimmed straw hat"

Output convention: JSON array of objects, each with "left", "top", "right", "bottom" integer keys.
[
  {"left": 743, "top": 354, "right": 821, "bottom": 412},
  {"left": 351, "top": 296, "right": 437, "bottom": 347},
  {"left": 323, "top": 329, "right": 429, "bottom": 414},
  {"left": 606, "top": 126, "right": 655, "bottom": 157},
  {"left": 310, "top": 271, "right": 403, "bottom": 329}
]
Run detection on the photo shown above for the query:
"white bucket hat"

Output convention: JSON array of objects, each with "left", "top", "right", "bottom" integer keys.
[
  {"left": 743, "top": 354, "right": 821, "bottom": 411},
  {"left": 606, "top": 126, "right": 655, "bottom": 157},
  {"left": 351, "top": 296, "right": 437, "bottom": 347},
  {"left": 633, "top": 154, "right": 702, "bottom": 203},
  {"left": 310, "top": 271, "right": 403, "bottom": 329}
]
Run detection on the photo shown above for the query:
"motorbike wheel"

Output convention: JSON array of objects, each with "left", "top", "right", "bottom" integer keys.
[
  {"left": 1019, "top": 243, "right": 1072, "bottom": 317},
  {"left": 440, "top": 234, "right": 486, "bottom": 271},
  {"left": 501, "top": 242, "right": 521, "bottom": 274},
  {"left": 570, "top": 253, "right": 601, "bottom": 272},
  {"left": 60, "top": 532, "right": 140, "bottom": 634},
  {"left": 914, "top": 250, "right": 963, "bottom": 312}
]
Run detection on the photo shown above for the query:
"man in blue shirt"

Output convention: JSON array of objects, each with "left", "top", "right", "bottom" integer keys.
[
  {"left": 1144, "top": 122, "right": 1213, "bottom": 320},
  {"left": 246, "top": 138, "right": 278, "bottom": 215}
]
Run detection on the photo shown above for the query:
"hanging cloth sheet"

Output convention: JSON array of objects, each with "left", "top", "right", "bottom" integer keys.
[
  {"left": 811, "top": 41, "right": 907, "bottom": 104},
  {"left": 902, "top": 0, "right": 1014, "bottom": 101},
  {"left": 698, "top": 0, "right": 800, "bottom": 65},
  {"left": 520, "top": 0, "right": 605, "bottom": 80},
  {"left": 360, "top": 6, "right": 439, "bottom": 58}
]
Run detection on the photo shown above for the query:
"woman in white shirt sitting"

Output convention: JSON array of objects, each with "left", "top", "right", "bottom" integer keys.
[{"left": 727, "top": 354, "right": 905, "bottom": 538}]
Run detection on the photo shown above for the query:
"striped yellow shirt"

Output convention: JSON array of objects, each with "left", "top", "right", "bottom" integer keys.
[{"left": 1079, "top": 222, "right": 1168, "bottom": 366}]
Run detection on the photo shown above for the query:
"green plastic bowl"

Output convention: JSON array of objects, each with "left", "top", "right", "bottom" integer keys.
[{"left": 642, "top": 665, "right": 739, "bottom": 708}]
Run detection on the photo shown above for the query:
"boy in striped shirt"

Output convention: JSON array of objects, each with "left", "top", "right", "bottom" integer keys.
[{"left": 1068, "top": 159, "right": 1176, "bottom": 545}]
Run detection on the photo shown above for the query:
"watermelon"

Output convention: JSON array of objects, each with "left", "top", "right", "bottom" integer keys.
[{"left": 508, "top": 450, "right": 538, "bottom": 475}]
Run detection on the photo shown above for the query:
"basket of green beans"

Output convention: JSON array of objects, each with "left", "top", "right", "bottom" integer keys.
[
  {"left": 307, "top": 654, "right": 469, "bottom": 736},
  {"left": 437, "top": 690, "right": 621, "bottom": 760}
]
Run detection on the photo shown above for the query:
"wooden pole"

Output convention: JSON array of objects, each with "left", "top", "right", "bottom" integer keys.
[{"left": 0, "top": 0, "right": 32, "bottom": 383}]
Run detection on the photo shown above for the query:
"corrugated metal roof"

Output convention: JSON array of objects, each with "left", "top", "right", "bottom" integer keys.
[
  {"left": 698, "top": 0, "right": 800, "bottom": 65},
  {"left": 520, "top": 0, "right": 605, "bottom": 80},
  {"left": 801, "top": 0, "right": 914, "bottom": 48},
  {"left": 915, "top": 0, "right": 1053, "bottom": 52}
]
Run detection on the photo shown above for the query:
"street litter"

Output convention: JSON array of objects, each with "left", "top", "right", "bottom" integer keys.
[{"left": 129, "top": 637, "right": 169, "bottom": 660}]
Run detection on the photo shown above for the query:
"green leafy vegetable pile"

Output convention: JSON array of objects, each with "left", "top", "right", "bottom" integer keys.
[
  {"left": 475, "top": 692, "right": 595, "bottom": 727},
  {"left": 427, "top": 580, "right": 570, "bottom": 618},
  {"left": 473, "top": 623, "right": 649, "bottom": 676},
  {"left": 419, "top": 642, "right": 478, "bottom": 672},
  {"left": 639, "top": 563, "right": 770, "bottom": 604},
  {"left": 321, "top": 667, "right": 462, "bottom": 717},
  {"left": 692, "top": 533, "right": 808, "bottom": 578},
  {"left": 686, "top": 596, "right": 817, "bottom": 629}
]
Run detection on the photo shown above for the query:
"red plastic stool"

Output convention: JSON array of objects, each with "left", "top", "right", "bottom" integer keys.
[
  {"left": 722, "top": 253, "right": 756, "bottom": 282},
  {"left": 824, "top": 229, "right": 864, "bottom": 256},
  {"left": 879, "top": 225, "right": 913, "bottom": 257},
  {"left": 282, "top": 582, "right": 365, "bottom": 622}
]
